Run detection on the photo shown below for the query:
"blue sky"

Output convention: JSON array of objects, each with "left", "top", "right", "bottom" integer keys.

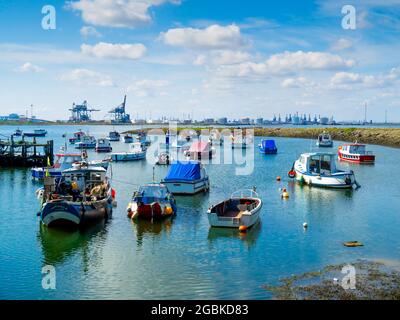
[{"left": 0, "top": 0, "right": 400, "bottom": 121}]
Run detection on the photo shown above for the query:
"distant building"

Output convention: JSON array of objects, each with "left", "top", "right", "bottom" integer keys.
[
  {"left": 240, "top": 118, "right": 251, "bottom": 125},
  {"left": 203, "top": 118, "right": 215, "bottom": 125},
  {"left": 256, "top": 118, "right": 264, "bottom": 125},
  {"left": 319, "top": 117, "right": 329, "bottom": 125},
  {"left": 217, "top": 117, "right": 228, "bottom": 125}
]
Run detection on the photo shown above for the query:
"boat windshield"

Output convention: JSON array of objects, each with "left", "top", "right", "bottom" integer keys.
[
  {"left": 350, "top": 145, "right": 366, "bottom": 154},
  {"left": 136, "top": 185, "right": 169, "bottom": 202},
  {"left": 309, "top": 154, "right": 333, "bottom": 175}
]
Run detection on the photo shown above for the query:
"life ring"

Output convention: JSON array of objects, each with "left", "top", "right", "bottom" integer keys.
[{"left": 288, "top": 170, "right": 296, "bottom": 179}]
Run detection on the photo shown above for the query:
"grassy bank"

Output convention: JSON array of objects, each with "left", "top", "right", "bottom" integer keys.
[
  {"left": 253, "top": 127, "right": 400, "bottom": 148},
  {"left": 127, "top": 127, "right": 400, "bottom": 149}
]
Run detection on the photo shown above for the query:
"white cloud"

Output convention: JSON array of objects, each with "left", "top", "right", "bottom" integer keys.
[
  {"left": 330, "top": 68, "right": 400, "bottom": 89},
  {"left": 127, "top": 79, "right": 170, "bottom": 97},
  {"left": 218, "top": 51, "right": 355, "bottom": 77},
  {"left": 212, "top": 50, "right": 250, "bottom": 65},
  {"left": 14, "top": 62, "right": 44, "bottom": 73},
  {"left": 81, "top": 42, "right": 147, "bottom": 60},
  {"left": 160, "top": 24, "right": 245, "bottom": 49},
  {"left": 281, "top": 77, "right": 316, "bottom": 88},
  {"left": 67, "top": 0, "right": 181, "bottom": 28},
  {"left": 193, "top": 54, "right": 206, "bottom": 66},
  {"left": 80, "top": 26, "right": 102, "bottom": 38},
  {"left": 331, "top": 38, "right": 353, "bottom": 51},
  {"left": 59, "top": 68, "right": 114, "bottom": 87}
]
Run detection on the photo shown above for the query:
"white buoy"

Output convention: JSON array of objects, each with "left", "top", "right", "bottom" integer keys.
[{"left": 303, "top": 222, "right": 308, "bottom": 229}]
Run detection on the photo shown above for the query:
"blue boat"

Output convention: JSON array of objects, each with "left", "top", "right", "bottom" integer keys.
[
  {"left": 127, "top": 183, "right": 177, "bottom": 220},
  {"left": 124, "top": 134, "right": 134, "bottom": 143},
  {"left": 109, "top": 131, "right": 120, "bottom": 142},
  {"left": 258, "top": 139, "right": 278, "bottom": 154},
  {"left": 37, "top": 165, "right": 114, "bottom": 228},
  {"left": 161, "top": 161, "right": 210, "bottom": 195},
  {"left": 24, "top": 129, "right": 47, "bottom": 137}
]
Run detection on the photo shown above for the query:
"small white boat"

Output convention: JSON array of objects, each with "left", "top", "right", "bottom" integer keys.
[
  {"left": 156, "top": 152, "right": 174, "bottom": 165},
  {"left": 316, "top": 132, "right": 333, "bottom": 147},
  {"left": 289, "top": 152, "right": 359, "bottom": 189},
  {"left": 161, "top": 161, "right": 210, "bottom": 195},
  {"left": 111, "top": 142, "right": 146, "bottom": 162},
  {"left": 75, "top": 135, "right": 96, "bottom": 149},
  {"left": 207, "top": 189, "right": 262, "bottom": 229},
  {"left": 95, "top": 138, "right": 112, "bottom": 153}
]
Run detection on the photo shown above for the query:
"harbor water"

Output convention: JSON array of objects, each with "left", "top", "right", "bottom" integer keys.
[{"left": 0, "top": 125, "right": 400, "bottom": 299}]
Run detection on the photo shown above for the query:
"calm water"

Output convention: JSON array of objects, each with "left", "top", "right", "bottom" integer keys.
[{"left": 0, "top": 125, "right": 400, "bottom": 299}]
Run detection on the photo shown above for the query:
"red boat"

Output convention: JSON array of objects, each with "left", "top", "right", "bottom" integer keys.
[{"left": 338, "top": 143, "right": 375, "bottom": 164}]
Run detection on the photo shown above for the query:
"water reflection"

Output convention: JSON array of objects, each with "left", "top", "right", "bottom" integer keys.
[
  {"left": 38, "top": 221, "right": 108, "bottom": 268},
  {"left": 207, "top": 221, "right": 262, "bottom": 249},
  {"left": 132, "top": 218, "right": 174, "bottom": 248}
]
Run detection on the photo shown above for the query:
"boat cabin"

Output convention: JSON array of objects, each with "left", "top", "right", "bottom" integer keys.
[
  {"left": 133, "top": 184, "right": 171, "bottom": 205},
  {"left": 341, "top": 144, "right": 369, "bottom": 155},
  {"left": 298, "top": 153, "right": 337, "bottom": 176}
]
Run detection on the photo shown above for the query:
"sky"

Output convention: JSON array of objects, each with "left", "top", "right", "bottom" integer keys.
[{"left": 0, "top": 0, "right": 400, "bottom": 122}]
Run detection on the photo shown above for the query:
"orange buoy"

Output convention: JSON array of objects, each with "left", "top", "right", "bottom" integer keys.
[
  {"left": 239, "top": 225, "right": 248, "bottom": 233},
  {"left": 276, "top": 176, "right": 281, "bottom": 181}
]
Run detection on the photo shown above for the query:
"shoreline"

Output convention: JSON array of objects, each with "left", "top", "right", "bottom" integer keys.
[
  {"left": 126, "top": 127, "right": 400, "bottom": 149},
  {"left": 2, "top": 123, "right": 400, "bottom": 148}
]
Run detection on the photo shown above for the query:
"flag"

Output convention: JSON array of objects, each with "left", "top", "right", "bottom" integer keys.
[{"left": 45, "top": 157, "right": 51, "bottom": 177}]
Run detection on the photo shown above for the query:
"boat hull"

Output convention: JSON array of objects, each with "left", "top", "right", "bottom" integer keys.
[
  {"left": 96, "top": 147, "right": 112, "bottom": 153},
  {"left": 162, "top": 178, "right": 209, "bottom": 195},
  {"left": 316, "top": 142, "right": 333, "bottom": 147},
  {"left": 207, "top": 198, "right": 262, "bottom": 228},
  {"left": 111, "top": 152, "right": 146, "bottom": 162},
  {"left": 258, "top": 147, "right": 277, "bottom": 154},
  {"left": 338, "top": 151, "right": 375, "bottom": 164},
  {"left": 40, "top": 197, "right": 113, "bottom": 228},
  {"left": 294, "top": 170, "right": 355, "bottom": 189}
]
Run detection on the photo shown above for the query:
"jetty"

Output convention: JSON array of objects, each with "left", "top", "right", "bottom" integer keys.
[{"left": 0, "top": 135, "right": 54, "bottom": 167}]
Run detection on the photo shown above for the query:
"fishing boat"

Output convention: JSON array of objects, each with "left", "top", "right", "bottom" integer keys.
[
  {"left": 258, "top": 139, "right": 278, "bottom": 154},
  {"left": 184, "top": 141, "right": 215, "bottom": 160},
  {"left": 136, "top": 131, "right": 151, "bottom": 147},
  {"left": 31, "top": 152, "right": 109, "bottom": 180},
  {"left": 37, "top": 165, "right": 115, "bottom": 228},
  {"left": 23, "top": 129, "right": 47, "bottom": 137},
  {"left": 207, "top": 189, "right": 262, "bottom": 229},
  {"left": 75, "top": 135, "right": 96, "bottom": 149},
  {"left": 161, "top": 161, "right": 210, "bottom": 195},
  {"left": 95, "top": 138, "right": 112, "bottom": 153},
  {"left": 111, "top": 142, "right": 146, "bottom": 162},
  {"left": 289, "top": 152, "right": 359, "bottom": 189},
  {"left": 127, "top": 183, "right": 177, "bottom": 220},
  {"left": 14, "top": 129, "right": 23, "bottom": 136},
  {"left": 109, "top": 131, "right": 120, "bottom": 142},
  {"left": 316, "top": 132, "right": 333, "bottom": 147},
  {"left": 338, "top": 143, "right": 375, "bottom": 164},
  {"left": 69, "top": 131, "right": 85, "bottom": 144},
  {"left": 123, "top": 134, "right": 134, "bottom": 143},
  {"left": 156, "top": 152, "right": 174, "bottom": 165}
]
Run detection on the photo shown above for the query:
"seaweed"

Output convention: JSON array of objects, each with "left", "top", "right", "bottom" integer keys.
[{"left": 263, "top": 260, "right": 400, "bottom": 300}]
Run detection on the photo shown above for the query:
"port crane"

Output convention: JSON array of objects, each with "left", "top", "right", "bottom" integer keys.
[
  {"left": 108, "top": 95, "right": 131, "bottom": 124},
  {"left": 69, "top": 101, "right": 100, "bottom": 122}
]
